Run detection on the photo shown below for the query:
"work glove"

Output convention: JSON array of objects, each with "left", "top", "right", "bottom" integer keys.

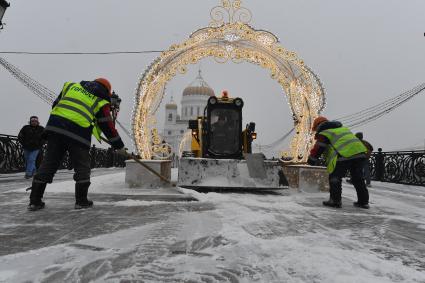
[
  {"left": 307, "top": 156, "right": 318, "bottom": 166},
  {"left": 115, "top": 148, "right": 129, "bottom": 157}
]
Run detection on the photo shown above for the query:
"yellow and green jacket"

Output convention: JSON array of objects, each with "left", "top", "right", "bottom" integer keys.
[
  {"left": 45, "top": 81, "right": 124, "bottom": 149},
  {"left": 308, "top": 121, "right": 367, "bottom": 173}
]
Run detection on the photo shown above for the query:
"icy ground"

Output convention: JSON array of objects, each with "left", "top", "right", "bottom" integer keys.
[{"left": 0, "top": 169, "right": 425, "bottom": 282}]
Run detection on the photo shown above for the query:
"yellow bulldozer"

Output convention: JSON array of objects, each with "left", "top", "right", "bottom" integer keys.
[{"left": 178, "top": 92, "right": 287, "bottom": 191}]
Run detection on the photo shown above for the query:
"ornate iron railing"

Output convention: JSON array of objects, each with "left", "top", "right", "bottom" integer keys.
[
  {"left": 0, "top": 134, "right": 126, "bottom": 173},
  {"left": 3, "top": 133, "right": 425, "bottom": 186},
  {"left": 370, "top": 149, "right": 425, "bottom": 186},
  {"left": 0, "top": 134, "right": 25, "bottom": 173}
]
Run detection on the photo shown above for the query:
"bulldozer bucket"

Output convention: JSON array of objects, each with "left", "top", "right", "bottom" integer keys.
[{"left": 177, "top": 156, "right": 288, "bottom": 191}]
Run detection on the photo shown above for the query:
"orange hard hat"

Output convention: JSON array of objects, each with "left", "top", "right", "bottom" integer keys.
[
  {"left": 95, "top": 78, "right": 112, "bottom": 94},
  {"left": 312, "top": 116, "right": 328, "bottom": 131},
  {"left": 222, "top": 90, "right": 229, "bottom": 97}
]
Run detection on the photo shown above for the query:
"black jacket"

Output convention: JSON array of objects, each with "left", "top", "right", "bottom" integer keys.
[{"left": 18, "top": 125, "right": 45, "bottom": 150}]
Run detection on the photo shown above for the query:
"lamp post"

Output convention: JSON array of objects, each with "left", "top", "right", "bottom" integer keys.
[{"left": 0, "top": 0, "right": 10, "bottom": 30}]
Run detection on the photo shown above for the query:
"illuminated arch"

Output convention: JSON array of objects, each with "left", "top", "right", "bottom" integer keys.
[{"left": 132, "top": 1, "right": 325, "bottom": 162}]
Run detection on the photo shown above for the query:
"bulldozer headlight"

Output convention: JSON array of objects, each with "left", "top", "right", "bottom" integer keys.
[
  {"left": 234, "top": 98, "right": 244, "bottom": 107},
  {"left": 208, "top": 97, "right": 218, "bottom": 105}
]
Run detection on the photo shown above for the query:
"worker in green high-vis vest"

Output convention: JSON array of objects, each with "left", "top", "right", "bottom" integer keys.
[
  {"left": 307, "top": 116, "right": 370, "bottom": 209},
  {"left": 27, "top": 78, "right": 126, "bottom": 211}
]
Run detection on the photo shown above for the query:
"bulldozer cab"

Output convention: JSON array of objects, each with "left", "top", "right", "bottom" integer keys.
[
  {"left": 188, "top": 94, "right": 255, "bottom": 159},
  {"left": 208, "top": 106, "right": 242, "bottom": 158}
]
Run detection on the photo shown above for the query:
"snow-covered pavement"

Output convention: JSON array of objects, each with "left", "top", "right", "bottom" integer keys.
[{"left": 1, "top": 169, "right": 425, "bottom": 282}]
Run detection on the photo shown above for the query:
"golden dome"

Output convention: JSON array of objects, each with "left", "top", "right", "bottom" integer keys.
[
  {"left": 182, "top": 70, "right": 215, "bottom": 97},
  {"left": 165, "top": 103, "right": 177, "bottom": 109},
  {"left": 165, "top": 96, "right": 177, "bottom": 109}
]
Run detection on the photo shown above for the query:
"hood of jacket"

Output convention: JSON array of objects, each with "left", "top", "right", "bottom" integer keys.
[
  {"left": 316, "top": 120, "right": 343, "bottom": 133},
  {"left": 80, "top": 81, "right": 111, "bottom": 102}
]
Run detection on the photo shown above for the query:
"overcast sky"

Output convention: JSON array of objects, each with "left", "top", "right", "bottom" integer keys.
[{"left": 1, "top": 0, "right": 424, "bottom": 155}]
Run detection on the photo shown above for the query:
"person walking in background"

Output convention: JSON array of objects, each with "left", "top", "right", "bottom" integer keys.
[
  {"left": 18, "top": 116, "right": 45, "bottom": 179},
  {"left": 27, "top": 78, "right": 126, "bottom": 211},
  {"left": 355, "top": 132, "right": 374, "bottom": 187},
  {"left": 307, "top": 116, "right": 370, "bottom": 209}
]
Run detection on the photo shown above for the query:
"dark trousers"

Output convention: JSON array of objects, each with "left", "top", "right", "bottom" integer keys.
[
  {"left": 329, "top": 158, "right": 369, "bottom": 204},
  {"left": 34, "top": 134, "right": 91, "bottom": 184},
  {"left": 362, "top": 158, "right": 371, "bottom": 185}
]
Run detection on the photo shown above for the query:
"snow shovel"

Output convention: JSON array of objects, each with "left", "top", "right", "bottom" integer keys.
[
  {"left": 278, "top": 158, "right": 308, "bottom": 166},
  {"left": 101, "top": 137, "right": 175, "bottom": 187},
  {"left": 124, "top": 152, "right": 175, "bottom": 187},
  {"left": 26, "top": 151, "right": 175, "bottom": 192}
]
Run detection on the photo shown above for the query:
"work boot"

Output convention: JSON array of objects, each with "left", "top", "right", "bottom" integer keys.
[
  {"left": 353, "top": 202, "right": 370, "bottom": 209},
  {"left": 75, "top": 182, "right": 93, "bottom": 209},
  {"left": 28, "top": 182, "right": 47, "bottom": 211},
  {"left": 322, "top": 199, "right": 342, "bottom": 208}
]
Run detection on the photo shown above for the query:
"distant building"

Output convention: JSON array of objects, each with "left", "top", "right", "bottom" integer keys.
[{"left": 163, "top": 70, "right": 215, "bottom": 155}]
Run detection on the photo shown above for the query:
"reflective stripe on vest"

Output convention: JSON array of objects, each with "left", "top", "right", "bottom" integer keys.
[
  {"left": 45, "top": 125, "right": 91, "bottom": 147},
  {"left": 51, "top": 82, "right": 109, "bottom": 129},
  {"left": 320, "top": 127, "right": 367, "bottom": 173}
]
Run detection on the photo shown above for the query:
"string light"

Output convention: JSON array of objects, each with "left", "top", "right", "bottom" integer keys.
[{"left": 132, "top": 0, "right": 326, "bottom": 162}]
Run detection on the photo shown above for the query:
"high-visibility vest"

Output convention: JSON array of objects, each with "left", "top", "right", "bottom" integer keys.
[
  {"left": 320, "top": 127, "right": 367, "bottom": 173},
  {"left": 50, "top": 82, "right": 109, "bottom": 141}
]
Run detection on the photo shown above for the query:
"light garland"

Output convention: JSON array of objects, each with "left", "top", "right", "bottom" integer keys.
[
  {"left": 178, "top": 131, "right": 193, "bottom": 157},
  {"left": 132, "top": 0, "right": 326, "bottom": 162}
]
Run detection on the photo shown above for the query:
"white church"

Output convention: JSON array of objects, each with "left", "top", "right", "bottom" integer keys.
[{"left": 163, "top": 70, "right": 215, "bottom": 155}]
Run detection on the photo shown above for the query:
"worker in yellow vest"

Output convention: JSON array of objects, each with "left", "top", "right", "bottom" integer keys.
[
  {"left": 307, "top": 116, "right": 370, "bottom": 209},
  {"left": 28, "top": 78, "right": 126, "bottom": 211}
]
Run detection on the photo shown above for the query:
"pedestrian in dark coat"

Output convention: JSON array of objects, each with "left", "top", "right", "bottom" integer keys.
[{"left": 18, "top": 116, "right": 45, "bottom": 178}]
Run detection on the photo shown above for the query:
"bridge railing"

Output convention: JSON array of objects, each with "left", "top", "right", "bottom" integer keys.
[
  {"left": 0, "top": 134, "right": 25, "bottom": 173},
  {"left": 0, "top": 134, "right": 126, "bottom": 174},
  {"left": 3, "top": 133, "right": 425, "bottom": 186},
  {"left": 370, "top": 148, "right": 425, "bottom": 186}
]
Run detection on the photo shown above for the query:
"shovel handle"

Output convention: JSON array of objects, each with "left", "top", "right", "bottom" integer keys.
[
  {"left": 100, "top": 136, "right": 175, "bottom": 186},
  {"left": 278, "top": 159, "right": 308, "bottom": 166},
  {"left": 128, "top": 153, "right": 175, "bottom": 186}
]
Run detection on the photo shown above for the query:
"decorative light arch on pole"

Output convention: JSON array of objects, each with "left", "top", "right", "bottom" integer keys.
[{"left": 132, "top": 0, "right": 326, "bottom": 162}]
